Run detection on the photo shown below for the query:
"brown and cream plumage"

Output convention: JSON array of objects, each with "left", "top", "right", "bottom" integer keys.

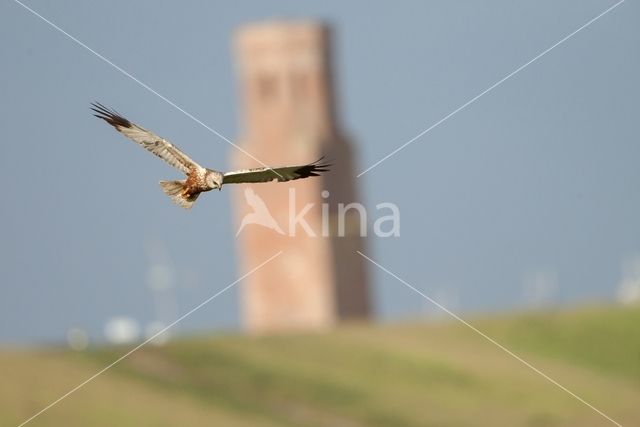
[{"left": 91, "top": 103, "right": 329, "bottom": 209}]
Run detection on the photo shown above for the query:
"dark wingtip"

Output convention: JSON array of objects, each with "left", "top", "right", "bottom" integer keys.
[
  {"left": 90, "top": 102, "right": 132, "bottom": 128},
  {"left": 312, "top": 155, "right": 333, "bottom": 170},
  {"left": 294, "top": 157, "right": 331, "bottom": 179},
  {"left": 311, "top": 156, "right": 332, "bottom": 173}
]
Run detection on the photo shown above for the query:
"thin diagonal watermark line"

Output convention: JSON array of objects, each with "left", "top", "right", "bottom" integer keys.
[
  {"left": 11, "top": 0, "right": 283, "bottom": 179},
  {"left": 357, "top": 251, "right": 623, "bottom": 427},
  {"left": 357, "top": 0, "right": 625, "bottom": 178},
  {"left": 17, "top": 251, "right": 283, "bottom": 427}
]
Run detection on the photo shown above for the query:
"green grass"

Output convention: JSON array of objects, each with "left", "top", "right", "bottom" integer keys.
[
  {"left": 2, "top": 305, "right": 639, "bottom": 427},
  {"left": 495, "top": 306, "right": 640, "bottom": 383}
]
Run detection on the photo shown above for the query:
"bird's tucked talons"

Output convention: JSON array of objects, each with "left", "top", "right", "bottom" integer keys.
[{"left": 183, "top": 191, "right": 198, "bottom": 201}]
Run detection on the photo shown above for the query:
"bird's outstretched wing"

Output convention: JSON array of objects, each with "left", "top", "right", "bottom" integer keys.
[
  {"left": 91, "top": 102, "right": 201, "bottom": 175},
  {"left": 222, "top": 158, "right": 330, "bottom": 185}
]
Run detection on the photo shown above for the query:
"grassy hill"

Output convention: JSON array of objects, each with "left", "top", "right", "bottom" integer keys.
[{"left": 2, "top": 305, "right": 639, "bottom": 427}]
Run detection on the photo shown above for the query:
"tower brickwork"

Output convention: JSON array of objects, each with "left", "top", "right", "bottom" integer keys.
[{"left": 232, "top": 21, "right": 370, "bottom": 333}]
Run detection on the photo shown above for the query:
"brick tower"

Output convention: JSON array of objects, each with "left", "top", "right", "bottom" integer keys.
[{"left": 231, "top": 21, "right": 370, "bottom": 333}]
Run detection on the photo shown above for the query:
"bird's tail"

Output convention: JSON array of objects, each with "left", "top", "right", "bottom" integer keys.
[{"left": 159, "top": 180, "right": 199, "bottom": 209}]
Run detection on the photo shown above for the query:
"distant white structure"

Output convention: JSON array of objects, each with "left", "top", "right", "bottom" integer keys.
[
  {"left": 66, "top": 327, "right": 89, "bottom": 351},
  {"left": 522, "top": 269, "right": 557, "bottom": 309},
  {"left": 104, "top": 316, "right": 140, "bottom": 344},
  {"left": 616, "top": 254, "right": 640, "bottom": 305}
]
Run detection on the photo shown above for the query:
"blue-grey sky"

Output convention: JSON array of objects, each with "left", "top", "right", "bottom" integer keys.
[{"left": 1, "top": 0, "right": 638, "bottom": 344}]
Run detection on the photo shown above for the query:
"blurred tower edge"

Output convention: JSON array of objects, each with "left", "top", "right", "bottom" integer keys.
[{"left": 232, "top": 20, "right": 370, "bottom": 334}]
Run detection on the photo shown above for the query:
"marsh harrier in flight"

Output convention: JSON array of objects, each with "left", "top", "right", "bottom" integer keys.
[{"left": 91, "top": 103, "right": 329, "bottom": 209}]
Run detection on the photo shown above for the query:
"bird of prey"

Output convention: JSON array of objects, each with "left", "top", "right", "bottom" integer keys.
[{"left": 91, "top": 103, "right": 330, "bottom": 209}]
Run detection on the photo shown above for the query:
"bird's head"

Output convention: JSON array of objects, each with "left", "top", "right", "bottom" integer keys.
[{"left": 205, "top": 170, "right": 224, "bottom": 191}]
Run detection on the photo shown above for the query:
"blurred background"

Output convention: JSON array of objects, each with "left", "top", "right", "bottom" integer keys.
[{"left": 1, "top": 1, "right": 639, "bottom": 426}]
